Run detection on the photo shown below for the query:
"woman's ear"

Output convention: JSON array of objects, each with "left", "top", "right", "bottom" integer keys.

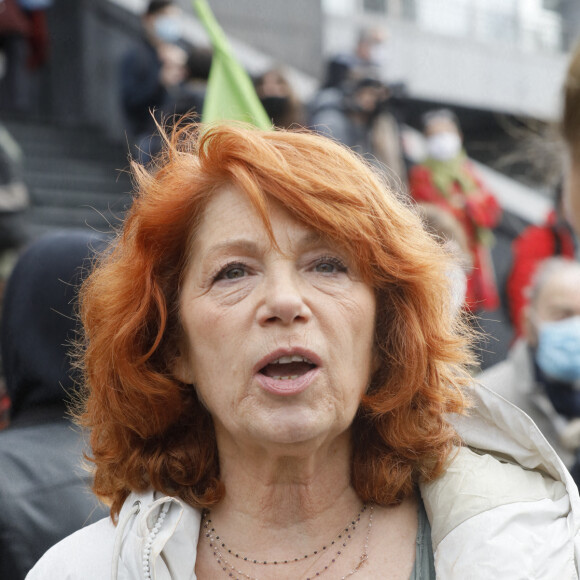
[{"left": 172, "top": 350, "right": 196, "bottom": 385}]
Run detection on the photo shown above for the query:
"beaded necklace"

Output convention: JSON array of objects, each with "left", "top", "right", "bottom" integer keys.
[{"left": 202, "top": 504, "right": 373, "bottom": 580}]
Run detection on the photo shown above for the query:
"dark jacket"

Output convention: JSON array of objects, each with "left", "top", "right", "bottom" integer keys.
[
  {"left": 0, "top": 230, "right": 109, "bottom": 580},
  {"left": 120, "top": 36, "right": 166, "bottom": 138}
]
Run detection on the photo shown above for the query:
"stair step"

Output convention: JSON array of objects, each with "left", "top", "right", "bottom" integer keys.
[
  {"left": 28, "top": 186, "right": 132, "bottom": 211},
  {"left": 2, "top": 118, "right": 120, "bottom": 144},
  {"left": 2, "top": 119, "right": 137, "bottom": 235},
  {"left": 25, "top": 205, "right": 128, "bottom": 231},
  {"left": 26, "top": 172, "right": 131, "bottom": 195},
  {"left": 18, "top": 140, "right": 128, "bottom": 164},
  {"left": 24, "top": 158, "right": 132, "bottom": 180},
  {"left": 21, "top": 221, "right": 118, "bottom": 242},
  {"left": 4, "top": 121, "right": 129, "bottom": 164}
]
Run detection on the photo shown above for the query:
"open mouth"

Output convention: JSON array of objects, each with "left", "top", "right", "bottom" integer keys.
[{"left": 259, "top": 355, "right": 317, "bottom": 380}]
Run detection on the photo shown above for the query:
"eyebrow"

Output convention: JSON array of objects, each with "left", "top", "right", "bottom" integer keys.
[
  {"left": 202, "top": 230, "right": 329, "bottom": 259},
  {"left": 203, "top": 239, "right": 262, "bottom": 258},
  {"left": 299, "top": 230, "right": 326, "bottom": 247}
]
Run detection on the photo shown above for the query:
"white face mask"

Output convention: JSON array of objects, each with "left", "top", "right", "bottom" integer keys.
[
  {"left": 153, "top": 15, "right": 182, "bottom": 44},
  {"left": 369, "top": 43, "right": 389, "bottom": 66},
  {"left": 535, "top": 315, "right": 580, "bottom": 384},
  {"left": 426, "top": 132, "right": 462, "bottom": 161}
]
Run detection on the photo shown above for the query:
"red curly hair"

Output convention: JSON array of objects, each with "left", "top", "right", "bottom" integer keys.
[{"left": 77, "top": 122, "right": 473, "bottom": 519}]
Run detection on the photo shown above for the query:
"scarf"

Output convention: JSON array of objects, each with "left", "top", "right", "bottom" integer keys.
[{"left": 422, "top": 150, "right": 478, "bottom": 197}]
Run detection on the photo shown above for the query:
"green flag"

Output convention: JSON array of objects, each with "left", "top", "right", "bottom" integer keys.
[{"left": 193, "top": 0, "right": 271, "bottom": 129}]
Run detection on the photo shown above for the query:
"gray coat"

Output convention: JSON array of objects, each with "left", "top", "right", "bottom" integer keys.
[{"left": 477, "top": 339, "right": 576, "bottom": 467}]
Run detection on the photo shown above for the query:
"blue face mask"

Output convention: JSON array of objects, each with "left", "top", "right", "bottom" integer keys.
[
  {"left": 153, "top": 16, "right": 181, "bottom": 44},
  {"left": 536, "top": 315, "right": 580, "bottom": 383}
]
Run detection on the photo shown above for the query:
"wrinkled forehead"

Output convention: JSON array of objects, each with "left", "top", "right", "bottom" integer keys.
[{"left": 187, "top": 185, "right": 338, "bottom": 260}]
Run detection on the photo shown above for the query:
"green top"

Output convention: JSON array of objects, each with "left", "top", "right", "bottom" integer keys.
[
  {"left": 422, "top": 150, "right": 477, "bottom": 196},
  {"left": 410, "top": 497, "right": 435, "bottom": 579}
]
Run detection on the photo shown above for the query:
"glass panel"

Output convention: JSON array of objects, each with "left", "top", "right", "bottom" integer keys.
[
  {"left": 363, "top": 0, "right": 386, "bottom": 13},
  {"left": 416, "top": 0, "right": 470, "bottom": 37},
  {"left": 401, "top": 0, "right": 417, "bottom": 19},
  {"left": 322, "top": 0, "right": 357, "bottom": 16}
]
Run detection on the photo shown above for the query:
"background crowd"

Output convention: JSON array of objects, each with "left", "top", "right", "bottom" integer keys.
[{"left": 0, "top": 0, "right": 579, "bottom": 577}]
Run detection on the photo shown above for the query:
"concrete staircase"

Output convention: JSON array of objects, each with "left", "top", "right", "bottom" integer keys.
[{"left": 3, "top": 119, "right": 133, "bottom": 240}]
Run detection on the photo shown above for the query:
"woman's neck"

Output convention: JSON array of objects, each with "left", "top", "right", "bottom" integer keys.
[
  {"left": 207, "top": 430, "right": 361, "bottom": 548},
  {"left": 196, "top": 431, "right": 420, "bottom": 580}
]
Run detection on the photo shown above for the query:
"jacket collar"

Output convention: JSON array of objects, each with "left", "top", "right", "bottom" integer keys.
[{"left": 113, "top": 490, "right": 201, "bottom": 580}]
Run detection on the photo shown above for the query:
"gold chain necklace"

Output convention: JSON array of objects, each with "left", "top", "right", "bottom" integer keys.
[{"left": 202, "top": 504, "right": 374, "bottom": 580}]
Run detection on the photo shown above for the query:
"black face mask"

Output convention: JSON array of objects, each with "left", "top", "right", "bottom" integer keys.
[
  {"left": 533, "top": 349, "right": 580, "bottom": 418},
  {"left": 344, "top": 89, "right": 387, "bottom": 121},
  {"left": 260, "top": 96, "right": 290, "bottom": 125}
]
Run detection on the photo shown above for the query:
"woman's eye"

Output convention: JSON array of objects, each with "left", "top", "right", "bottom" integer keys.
[
  {"left": 215, "top": 263, "right": 248, "bottom": 281},
  {"left": 313, "top": 257, "right": 347, "bottom": 274}
]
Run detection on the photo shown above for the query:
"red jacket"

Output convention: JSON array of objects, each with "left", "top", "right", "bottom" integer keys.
[
  {"left": 507, "top": 213, "right": 576, "bottom": 337},
  {"left": 409, "top": 160, "right": 502, "bottom": 311}
]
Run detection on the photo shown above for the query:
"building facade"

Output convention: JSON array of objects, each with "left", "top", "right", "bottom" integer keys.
[{"left": 322, "top": 0, "right": 571, "bottom": 121}]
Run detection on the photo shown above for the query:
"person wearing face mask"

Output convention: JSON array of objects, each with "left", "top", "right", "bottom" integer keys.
[
  {"left": 322, "top": 27, "right": 389, "bottom": 90},
  {"left": 254, "top": 67, "right": 305, "bottom": 129},
  {"left": 478, "top": 257, "right": 580, "bottom": 480},
  {"left": 408, "top": 109, "right": 502, "bottom": 312},
  {"left": 506, "top": 183, "right": 577, "bottom": 338},
  {"left": 119, "top": 0, "right": 187, "bottom": 162},
  {"left": 310, "top": 71, "right": 407, "bottom": 189}
]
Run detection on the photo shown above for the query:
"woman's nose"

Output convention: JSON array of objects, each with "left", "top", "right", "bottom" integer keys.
[{"left": 257, "top": 267, "right": 311, "bottom": 326}]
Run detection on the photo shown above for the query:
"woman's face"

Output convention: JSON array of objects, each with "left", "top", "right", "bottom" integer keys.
[{"left": 175, "top": 186, "right": 376, "bottom": 452}]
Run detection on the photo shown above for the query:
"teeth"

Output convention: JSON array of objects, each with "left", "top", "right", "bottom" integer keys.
[
  {"left": 272, "top": 375, "right": 299, "bottom": 380},
  {"left": 272, "top": 355, "right": 311, "bottom": 364}
]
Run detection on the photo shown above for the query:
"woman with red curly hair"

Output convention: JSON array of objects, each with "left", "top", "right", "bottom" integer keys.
[{"left": 29, "top": 123, "right": 579, "bottom": 579}]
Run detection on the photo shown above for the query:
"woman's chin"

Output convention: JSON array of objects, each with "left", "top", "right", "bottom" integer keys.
[{"left": 246, "top": 410, "right": 339, "bottom": 449}]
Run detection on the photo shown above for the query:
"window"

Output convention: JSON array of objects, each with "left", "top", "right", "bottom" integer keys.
[
  {"left": 363, "top": 0, "right": 386, "bottom": 13},
  {"left": 323, "top": 0, "right": 357, "bottom": 15}
]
